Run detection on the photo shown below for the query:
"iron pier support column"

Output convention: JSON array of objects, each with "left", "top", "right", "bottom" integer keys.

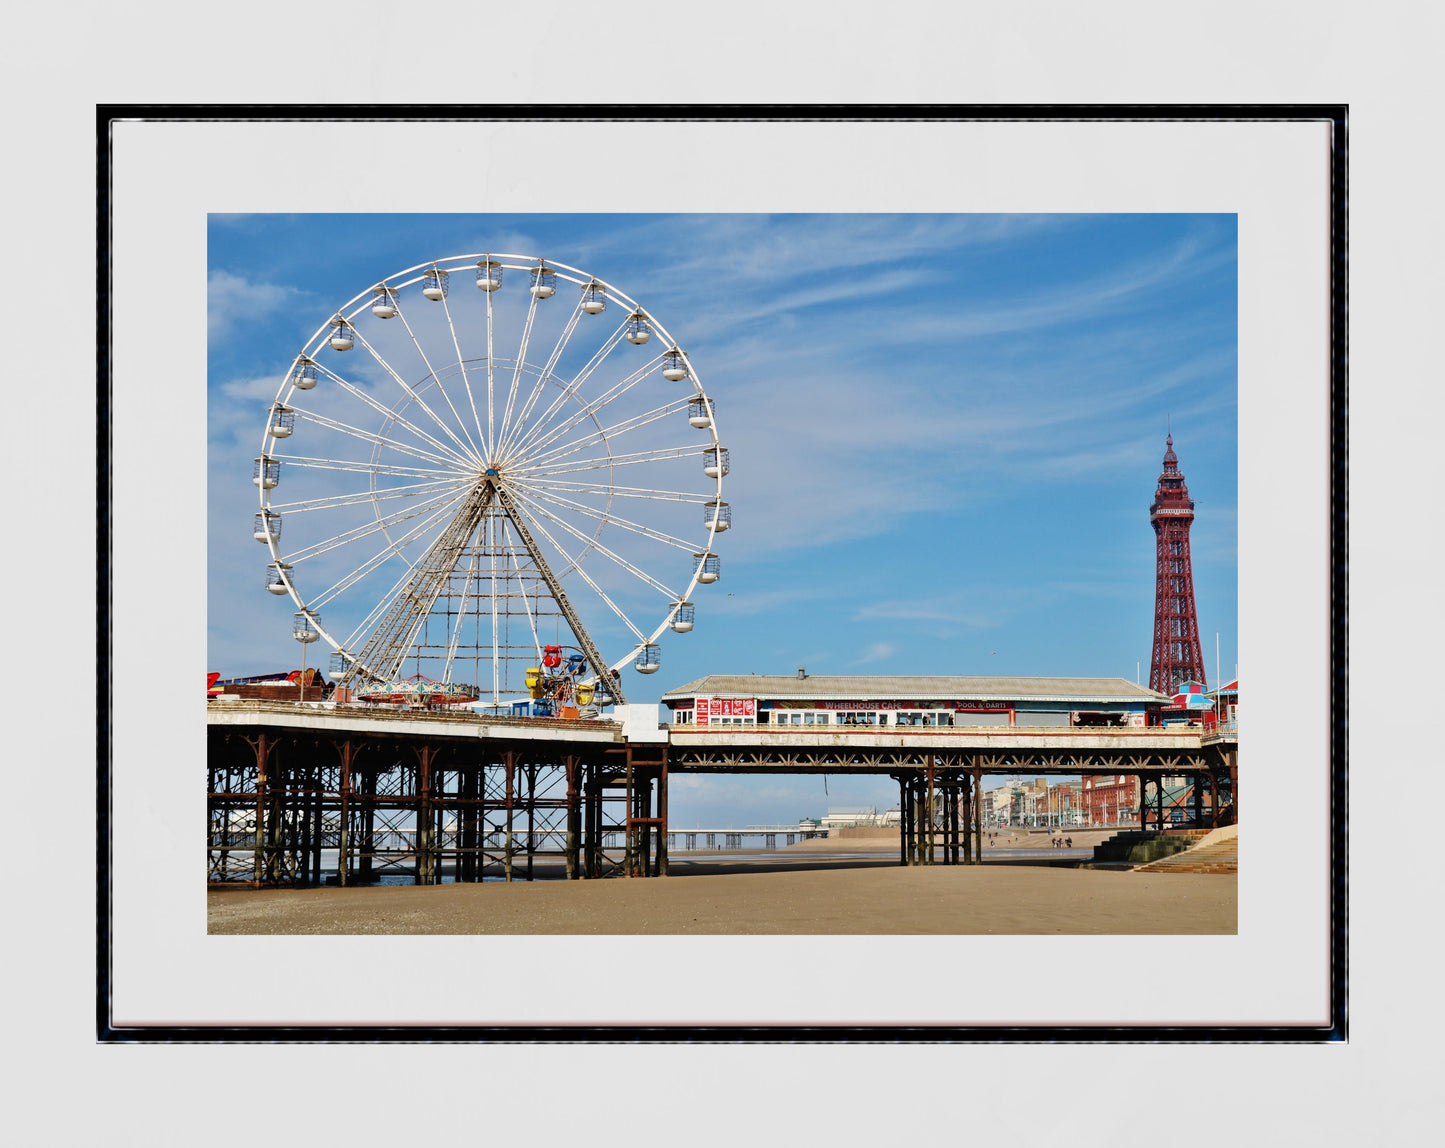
[
  {"left": 359, "top": 769, "right": 376, "bottom": 885},
  {"left": 973, "top": 764, "right": 983, "bottom": 864},
  {"left": 526, "top": 764, "right": 537, "bottom": 882},
  {"left": 624, "top": 748, "right": 636, "bottom": 877},
  {"left": 890, "top": 774, "right": 901, "bottom": 861},
  {"left": 583, "top": 761, "right": 601, "bottom": 879},
  {"left": 337, "top": 741, "right": 353, "bottom": 887},
  {"left": 1227, "top": 749, "right": 1239, "bottom": 821},
  {"left": 948, "top": 774, "right": 960, "bottom": 865},
  {"left": 415, "top": 745, "right": 435, "bottom": 885},
  {"left": 249, "top": 733, "right": 269, "bottom": 888},
  {"left": 658, "top": 750, "right": 670, "bottom": 877},
  {"left": 926, "top": 758, "right": 936, "bottom": 866},
  {"left": 565, "top": 754, "right": 580, "bottom": 881},
  {"left": 504, "top": 751, "right": 515, "bottom": 883}
]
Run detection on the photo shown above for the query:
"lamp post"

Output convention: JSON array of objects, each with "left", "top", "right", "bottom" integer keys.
[{"left": 293, "top": 611, "right": 320, "bottom": 702}]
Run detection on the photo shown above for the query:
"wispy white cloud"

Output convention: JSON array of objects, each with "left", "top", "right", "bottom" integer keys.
[
  {"left": 209, "top": 270, "right": 302, "bottom": 340},
  {"left": 851, "top": 641, "right": 896, "bottom": 666}
]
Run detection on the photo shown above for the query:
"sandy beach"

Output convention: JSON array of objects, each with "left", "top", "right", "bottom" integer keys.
[{"left": 208, "top": 838, "right": 1235, "bottom": 935}]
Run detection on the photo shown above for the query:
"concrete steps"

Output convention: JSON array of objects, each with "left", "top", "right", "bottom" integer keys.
[
  {"left": 1091, "top": 828, "right": 1210, "bottom": 865},
  {"left": 1134, "top": 835, "right": 1238, "bottom": 875}
]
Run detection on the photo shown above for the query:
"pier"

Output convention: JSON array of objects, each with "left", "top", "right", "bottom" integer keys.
[{"left": 208, "top": 701, "right": 1236, "bottom": 887}]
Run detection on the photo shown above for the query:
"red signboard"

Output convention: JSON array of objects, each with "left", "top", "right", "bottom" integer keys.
[{"left": 695, "top": 696, "right": 755, "bottom": 724}]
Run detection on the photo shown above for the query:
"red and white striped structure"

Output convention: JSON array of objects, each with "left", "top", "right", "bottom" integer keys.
[{"left": 1148, "top": 434, "right": 1207, "bottom": 694}]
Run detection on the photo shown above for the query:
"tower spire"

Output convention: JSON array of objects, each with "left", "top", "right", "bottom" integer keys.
[{"left": 1148, "top": 434, "right": 1206, "bottom": 693}]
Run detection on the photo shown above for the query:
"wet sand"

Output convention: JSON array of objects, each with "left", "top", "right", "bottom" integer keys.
[{"left": 208, "top": 848, "right": 1235, "bottom": 935}]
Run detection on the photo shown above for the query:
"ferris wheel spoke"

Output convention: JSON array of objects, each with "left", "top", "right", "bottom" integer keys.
[
  {"left": 434, "top": 292, "right": 487, "bottom": 460},
  {"left": 516, "top": 444, "right": 706, "bottom": 480},
  {"left": 288, "top": 407, "right": 467, "bottom": 470},
  {"left": 278, "top": 483, "right": 473, "bottom": 564},
  {"left": 319, "top": 367, "right": 476, "bottom": 469},
  {"left": 494, "top": 295, "right": 586, "bottom": 462},
  {"left": 505, "top": 346, "right": 655, "bottom": 464},
  {"left": 484, "top": 280, "right": 497, "bottom": 460},
  {"left": 521, "top": 477, "right": 706, "bottom": 504},
  {"left": 514, "top": 484, "right": 699, "bottom": 553},
  {"left": 340, "top": 552, "right": 424, "bottom": 652},
  {"left": 270, "top": 453, "right": 463, "bottom": 482},
  {"left": 519, "top": 397, "right": 692, "bottom": 473},
  {"left": 305, "top": 497, "right": 471, "bottom": 612},
  {"left": 504, "top": 532, "right": 546, "bottom": 661},
  {"left": 507, "top": 488, "right": 681, "bottom": 599},
  {"left": 330, "top": 487, "right": 483, "bottom": 651},
  {"left": 503, "top": 497, "right": 649, "bottom": 643},
  {"left": 351, "top": 322, "right": 483, "bottom": 464},
  {"left": 268, "top": 476, "right": 470, "bottom": 517},
  {"left": 490, "top": 517, "right": 503, "bottom": 699},
  {"left": 441, "top": 544, "right": 480, "bottom": 683},
  {"left": 495, "top": 289, "right": 542, "bottom": 466}
]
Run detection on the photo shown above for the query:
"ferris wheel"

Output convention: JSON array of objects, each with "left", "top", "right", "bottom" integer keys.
[{"left": 253, "top": 253, "right": 729, "bottom": 709}]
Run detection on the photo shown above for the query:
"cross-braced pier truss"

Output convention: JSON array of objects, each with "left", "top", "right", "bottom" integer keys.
[{"left": 208, "top": 723, "right": 674, "bottom": 886}]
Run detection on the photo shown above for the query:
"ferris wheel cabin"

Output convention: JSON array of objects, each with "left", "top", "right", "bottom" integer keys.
[
  {"left": 253, "top": 511, "right": 281, "bottom": 544},
  {"left": 475, "top": 260, "right": 503, "bottom": 291},
  {"left": 371, "top": 286, "right": 397, "bottom": 318},
  {"left": 265, "top": 562, "right": 292, "bottom": 595},
  {"left": 253, "top": 456, "right": 280, "bottom": 489},
  {"left": 327, "top": 321, "right": 354, "bottom": 351},
  {"left": 688, "top": 397, "right": 714, "bottom": 428},
  {"left": 422, "top": 269, "right": 449, "bottom": 300},
  {"left": 693, "top": 552, "right": 721, "bottom": 583},
  {"left": 625, "top": 312, "right": 652, "bottom": 344},
  {"left": 530, "top": 264, "right": 557, "bottom": 298},
  {"left": 670, "top": 602, "right": 695, "bottom": 633},
  {"left": 662, "top": 349, "right": 689, "bottom": 381},
  {"left": 268, "top": 405, "right": 295, "bottom": 439},
  {"left": 291, "top": 359, "right": 319, "bottom": 390},
  {"left": 704, "top": 500, "right": 731, "bottom": 532}
]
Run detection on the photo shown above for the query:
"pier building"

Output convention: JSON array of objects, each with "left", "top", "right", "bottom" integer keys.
[{"left": 659, "top": 673, "right": 1171, "bottom": 729}]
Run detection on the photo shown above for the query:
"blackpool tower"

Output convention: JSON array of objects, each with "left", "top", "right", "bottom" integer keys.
[{"left": 1148, "top": 434, "right": 1207, "bottom": 693}]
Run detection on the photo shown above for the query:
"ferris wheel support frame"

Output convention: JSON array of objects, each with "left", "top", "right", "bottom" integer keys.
[
  {"left": 492, "top": 483, "right": 628, "bottom": 706},
  {"left": 348, "top": 481, "right": 497, "bottom": 685}
]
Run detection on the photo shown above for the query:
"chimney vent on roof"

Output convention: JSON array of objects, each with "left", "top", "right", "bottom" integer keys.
[{"left": 797, "top": 665, "right": 807, "bottom": 679}]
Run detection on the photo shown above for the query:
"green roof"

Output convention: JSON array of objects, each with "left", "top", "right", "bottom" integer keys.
[{"left": 660, "top": 674, "right": 1169, "bottom": 705}]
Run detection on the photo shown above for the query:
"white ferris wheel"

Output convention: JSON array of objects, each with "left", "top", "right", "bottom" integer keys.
[{"left": 253, "top": 253, "right": 729, "bottom": 709}]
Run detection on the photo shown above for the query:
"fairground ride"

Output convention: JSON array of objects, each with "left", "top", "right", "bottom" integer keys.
[{"left": 252, "top": 253, "right": 729, "bottom": 713}]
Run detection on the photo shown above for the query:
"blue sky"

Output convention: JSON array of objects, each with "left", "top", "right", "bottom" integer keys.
[{"left": 208, "top": 212, "right": 1237, "bottom": 825}]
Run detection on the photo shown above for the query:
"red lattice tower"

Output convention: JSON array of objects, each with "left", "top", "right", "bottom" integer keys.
[{"left": 1149, "top": 434, "right": 1207, "bottom": 693}]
